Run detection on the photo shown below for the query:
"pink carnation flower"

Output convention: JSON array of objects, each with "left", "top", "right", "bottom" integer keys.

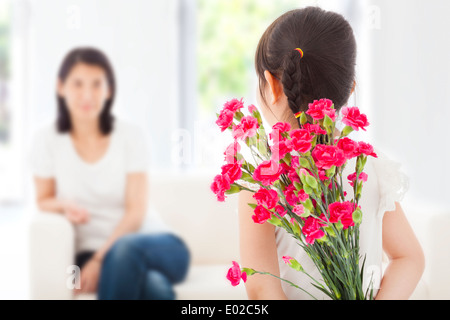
[
  {"left": 252, "top": 160, "right": 284, "bottom": 186},
  {"left": 341, "top": 107, "right": 369, "bottom": 131},
  {"left": 248, "top": 104, "right": 257, "bottom": 114},
  {"left": 210, "top": 174, "right": 231, "bottom": 202},
  {"left": 293, "top": 204, "right": 305, "bottom": 216},
  {"left": 328, "top": 201, "right": 356, "bottom": 230},
  {"left": 347, "top": 172, "right": 369, "bottom": 187},
  {"left": 356, "top": 141, "right": 378, "bottom": 158},
  {"left": 271, "top": 140, "right": 293, "bottom": 161},
  {"left": 269, "top": 122, "right": 292, "bottom": 142},
  {"left": 226, "top": 261, "right": 247, "bottom": 287},
  {"left": 252, "top": 205, "right": 272, "bottom": 224},
  {"left": 297, "top": 189, "right": 309, "bottom": 202},
  {"left": 220, "top": 160, "right": 243, "bottom": 185},
  {"left": 289, "top": 129, "right": 314, "bottom": 154},
  {"left": 312, "top": 144, "right": 346, "bottom": 170},
  {"left": 224, "top": 141, "right": 241, "bottom": 164},
  {"left": 274, "top": 205, "right": 287, "bottom": 218},
  {"left": 306, "top": 99, "right": 335, "bottom": 121},
  {"left": 302, "top": 216, "right": 326, "bottom": 245},
  {"left": 253, "top": 188, "right": 279, "bottom": 210},
  {"left": 283, "top": 184, "right": 300, "bottom": 206},
  {"left": 223, "top": 98, "right": 244, "bottom": 113},
  {"left": 232, "top": 116, "right": 259, "bottom": 141},
  {"left": 216, "top": 109, "right": 234, "bottom": 132},
  {"left": 282, "top": 256, "right": 294, "bottom": 265},
  {"left": 303, "top": 123, "right": 327, "bottom": 135},
  {"left": 337, "top": 137, "right": 359, "bottom": 159}
]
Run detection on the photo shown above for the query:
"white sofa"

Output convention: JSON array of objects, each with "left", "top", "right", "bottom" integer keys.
[
  {"left": 29, "top": 171, "right": 247, "bottom": 300},
  {"left": 28, "top": 171, "right": 447, "bottom": 300}
]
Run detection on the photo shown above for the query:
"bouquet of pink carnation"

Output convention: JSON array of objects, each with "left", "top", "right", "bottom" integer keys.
[{"left": 211, "top": 98, "right": 378, "bottom": 300}]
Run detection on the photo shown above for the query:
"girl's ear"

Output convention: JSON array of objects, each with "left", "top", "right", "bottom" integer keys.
[
  {"left": 351, "top": 80, "right": 356, "bottom": 94},
  {"left": 264, "top": 70, "right": 284, "bottom": 105}
]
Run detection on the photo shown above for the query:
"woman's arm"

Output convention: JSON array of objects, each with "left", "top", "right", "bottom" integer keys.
[
  {"left": 238, "top": 190, "right": 287, "bottom": 300},
  {"left": 34, "top": 177, "right": 64, "bottom": 213},
  {"left": 376, "top": 202, "right": 425, "bottom": 300},
  {"left": 34, "top": 177, "right": 89, "bottom": 224},
  {"left": 92, "top": 172, "right": 149, "bottom": 261},
  {"left": 76, "top": 172, "right": 149, "bottom": 294}
]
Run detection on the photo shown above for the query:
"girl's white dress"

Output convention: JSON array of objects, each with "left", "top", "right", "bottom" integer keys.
[{"left": 239, "top": 144, "right": 410, "bottom": 300}]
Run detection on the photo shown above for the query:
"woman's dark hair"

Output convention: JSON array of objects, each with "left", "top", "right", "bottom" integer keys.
[
  {"left": 56, "top": 47, "right": 116, "bottom": 135},
  {"left": 255, "top": 6, "right": 357, "bottom": 125}
]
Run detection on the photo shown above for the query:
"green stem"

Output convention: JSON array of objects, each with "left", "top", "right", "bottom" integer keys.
[{"left": 253, "top": 271, "right": 319, "bottom": 300}]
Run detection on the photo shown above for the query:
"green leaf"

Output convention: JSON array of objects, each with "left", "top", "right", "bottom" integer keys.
[
  {"left": 300, "top": 112, "right": 308, "bottom": 125},
  {"left": 326, "top": 166, "right": 336, "bottom": 177},
  {"left": 247, "top": 135, "right": 257, "bottom": 146},
  {"left": 324, "top": 226, "right": 336, "bottom": 237},
  {"left": 305, "top": 175, "right": 318, "bottom": 189},
  {"left": 257, "top": 140, "right": 268, "bottom": 155},
  {"left": 303, "top": 198, "right": 314, "bottom": 211},
  {"left": 268, "top": 215, "right": 283, "bottom": 227},
  {"left": 300, "top": 208, "right": 311, "bottom": 218},
  {"left": 323, "top": 114, "right": 333, "bottom": 128},
  {"left": 293, "top": 181, "right": 303, "bottom": 191},
  {"left": 241, "top": 172, "right": 256, "bottom": 184},
  {"left": 303, "top": 185, "right": 313, "bottom": 195},
  {"left": 299, "top": 157, "right": 309, "bottom": 168},
  {"left": 288, "top": 259, "right": 304, "bottom": 272},
  {"left": 353, "top": 208, "right": 363, "bottom": 224},
  {"left": 234, "top": 111, "right": 244, "bottom": 122},
  {"left": 342, "top": 125, "right": 354, "bottom": 137},
  {"left": 225, "top": 184, "right": 241, "bottom": 195},
  {"left": 242, "top": 268, "right": 257, "bottom": 276},
  {"left": 247, "top": 203, "right": 257, "bottom": 210}
]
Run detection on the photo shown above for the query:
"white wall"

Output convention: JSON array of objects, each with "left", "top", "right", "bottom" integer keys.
[{"left": 368, "top": 0, "right": 450, "bottom": 214}]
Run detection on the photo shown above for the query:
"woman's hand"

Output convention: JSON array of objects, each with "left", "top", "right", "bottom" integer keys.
[
  {"left": 62, "top": 201, "right": 90, "bottom": 224},
  {"left": 75, "top": 257, "right": 102, "bottom": 295}
]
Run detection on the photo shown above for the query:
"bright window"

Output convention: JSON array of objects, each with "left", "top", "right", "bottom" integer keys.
[
  {"left": 0, "top": 0, "right": 10, "bottom": 145},
  {"left": 197, "top": 0, "right": 303, "bottom": 120}
]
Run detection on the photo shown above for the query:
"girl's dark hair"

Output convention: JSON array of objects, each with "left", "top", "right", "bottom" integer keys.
[
  {"left": 255, "top": 7, "right": 357, "bottom": 125},
  {"left": 56, "top": 47, "right": 116, "bottom": 135}
]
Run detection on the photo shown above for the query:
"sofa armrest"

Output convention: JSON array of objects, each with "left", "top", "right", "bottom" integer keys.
[
  {"left": 29, "top": 212, "right": 75, "bottom": 300},
  {"left": 408, "top": 211, "right": 450, "bottom": 300}
]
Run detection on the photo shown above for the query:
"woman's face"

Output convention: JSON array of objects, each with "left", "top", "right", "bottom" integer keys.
[{"left": 57, "top": 63, "right": 111, "bottom": 123}]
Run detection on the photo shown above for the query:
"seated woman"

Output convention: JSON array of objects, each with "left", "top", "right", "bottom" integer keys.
[{"left": 30, "top": 47, "right": 190, "bottom": 300}]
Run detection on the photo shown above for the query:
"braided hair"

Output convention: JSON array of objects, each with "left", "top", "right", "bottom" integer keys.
[{"left": 255, "top": 7, "right": 357, "bottom": 128}]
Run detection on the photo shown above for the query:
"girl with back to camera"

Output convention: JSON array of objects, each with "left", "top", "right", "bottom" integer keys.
[
  {"left": 31, "top": 47, "right": 190, "bottom": 300},
  {"left": 239, "top": 7, "right": 424, "bottom": 300}
]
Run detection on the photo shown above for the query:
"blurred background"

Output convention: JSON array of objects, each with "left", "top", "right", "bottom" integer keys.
[{"left": 0, "top": 0, "right": 448, "bottom": 299}]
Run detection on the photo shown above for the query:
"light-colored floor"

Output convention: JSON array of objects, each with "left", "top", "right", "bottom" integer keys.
[{"left": 0, "top": 203, "right": 31, "bottom": 299}]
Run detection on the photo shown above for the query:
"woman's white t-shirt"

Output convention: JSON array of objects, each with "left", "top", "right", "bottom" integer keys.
[{"left": 30, "top": 119, "right": 172, "bottom": 254}]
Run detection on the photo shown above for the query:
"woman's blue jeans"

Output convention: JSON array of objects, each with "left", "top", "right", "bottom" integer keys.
[{"left": 96, "top": 233, "right": 190, "bottom": 300}]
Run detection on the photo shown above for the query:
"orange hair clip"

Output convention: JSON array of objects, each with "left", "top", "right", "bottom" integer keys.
[{"left": 295, "top": 48, "right": 304, "bottom": 59}]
